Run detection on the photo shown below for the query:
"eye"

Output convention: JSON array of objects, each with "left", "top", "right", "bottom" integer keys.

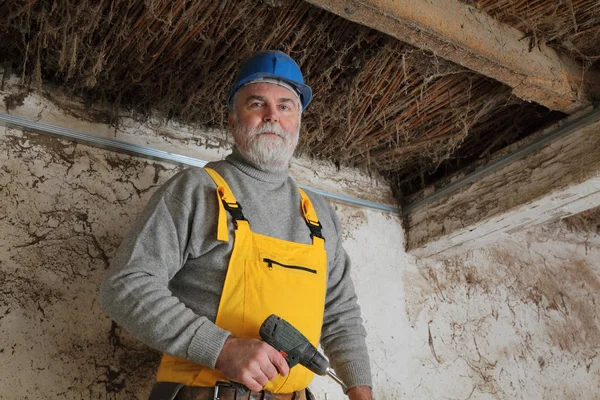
[
  {"left": 249, "top": 101, "right": 263, "bottom": 108},
  {"left": 279, "top": 104, "right": 293, "bottom": 111}
]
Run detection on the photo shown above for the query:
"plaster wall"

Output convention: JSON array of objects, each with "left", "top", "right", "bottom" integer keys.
[
  {"left": 405, "top": 213, "right": 600, "bottom": 399},
  {"left": 1, "top": 89, "right": 600, "bottom": 399}
]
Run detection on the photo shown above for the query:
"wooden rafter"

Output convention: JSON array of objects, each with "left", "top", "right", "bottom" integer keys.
[{"left": 305, "top": 0, "right": 600, "bottom": 113}]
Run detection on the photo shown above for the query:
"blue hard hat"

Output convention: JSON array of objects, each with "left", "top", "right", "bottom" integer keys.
[{"left": 226, "top": 50, "right": 312, "bottom": 111}]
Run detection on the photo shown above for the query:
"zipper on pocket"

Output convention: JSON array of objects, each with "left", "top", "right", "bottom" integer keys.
[{"left": 263, "top": 258, "right": 317, "bottom": 274}]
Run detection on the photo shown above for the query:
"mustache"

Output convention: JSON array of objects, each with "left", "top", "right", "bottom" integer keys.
[{"left": 247, "top": 123, "right": 287, "bottom": 138}]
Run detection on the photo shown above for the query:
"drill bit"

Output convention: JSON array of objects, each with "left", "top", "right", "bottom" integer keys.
[{"left": 326, "top": 368, "right": 347, "bottom": 391}]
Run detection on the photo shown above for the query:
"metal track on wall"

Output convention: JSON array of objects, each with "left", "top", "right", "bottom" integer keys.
[
  {"left": 0, "top": 113, "right": 403, "bottom": 215},
  {"left": 3, "top": 107, "right": 596, "bottom": 218}
]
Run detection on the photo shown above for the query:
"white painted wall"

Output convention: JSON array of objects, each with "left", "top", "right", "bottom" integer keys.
[{"left": 1, "top": 84, "right": 599, "bottom": 399}]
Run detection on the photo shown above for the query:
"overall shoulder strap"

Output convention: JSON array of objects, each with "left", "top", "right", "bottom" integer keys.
[
  {"left": 298, "top": 188, "right": 325, "bottom": 245},
  {"left": 205, "top": 167, "right": 247, "bottom": 242}
]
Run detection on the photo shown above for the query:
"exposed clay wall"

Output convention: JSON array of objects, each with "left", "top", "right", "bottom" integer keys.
[
  {"left": 0, "top": 127, "right": 180, "bottom": 398},
  {"left": 2, "top": 85, "right": 600, "bottom": 399},
  {"left": 405, "top": 214, "right": 600, "bottom": 399}
]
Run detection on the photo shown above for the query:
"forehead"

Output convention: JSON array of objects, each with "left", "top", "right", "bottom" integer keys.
[{"left": 235, "top": 82, "right": 299, "bottom": 104}]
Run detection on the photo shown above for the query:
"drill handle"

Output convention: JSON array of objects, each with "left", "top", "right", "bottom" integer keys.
[{"left": 259, "top": 314, "right": 329, "bottom": 375}]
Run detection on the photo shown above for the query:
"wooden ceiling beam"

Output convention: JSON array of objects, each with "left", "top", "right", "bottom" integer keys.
[{"left": 305, "top": 0, "right": 599, "bottom": 113}]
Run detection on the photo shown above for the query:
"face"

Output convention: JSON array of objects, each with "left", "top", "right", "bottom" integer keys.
[{"left": 229, "top": 82, "right": 301, "bottom": 171}]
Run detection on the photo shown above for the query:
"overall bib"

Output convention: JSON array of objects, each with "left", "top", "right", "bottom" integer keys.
[{"left": 156, "top": 168, "right": 328, "bottom": 393}]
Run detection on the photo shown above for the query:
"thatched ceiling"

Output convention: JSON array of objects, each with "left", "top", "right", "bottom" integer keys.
[{"left": 2, "top": 0, "right": 598, "bottom": 202}]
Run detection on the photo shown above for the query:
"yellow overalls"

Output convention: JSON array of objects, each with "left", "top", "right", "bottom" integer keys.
[{"left": 156, "top": 168, "right": 328, "bottom": 393}]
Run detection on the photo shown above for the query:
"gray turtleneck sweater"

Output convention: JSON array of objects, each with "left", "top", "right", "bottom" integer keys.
[{"left": 99, "top": 150, "right": 372, "bottom": 390}]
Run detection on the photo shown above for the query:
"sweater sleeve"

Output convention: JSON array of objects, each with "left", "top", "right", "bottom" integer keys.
[
  {"left": 320, "top": 205, "right": 373, "bottom": 390},
  {"left": 99, "top": 180, "right": 230, "bottom": 369}
]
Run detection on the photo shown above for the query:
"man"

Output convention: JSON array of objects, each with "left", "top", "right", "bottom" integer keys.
[{"left": 100, "top": 50, "right": 373, "bottom": 400}]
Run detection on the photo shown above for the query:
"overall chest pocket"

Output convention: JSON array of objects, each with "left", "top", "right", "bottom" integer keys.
[{"left": 242, "top": 255, "right": 325, "bottom": 338}]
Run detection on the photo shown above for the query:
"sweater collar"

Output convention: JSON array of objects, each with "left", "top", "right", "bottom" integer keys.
[{"left": 226, "top": 147, "right": 290, "bottom": 184}]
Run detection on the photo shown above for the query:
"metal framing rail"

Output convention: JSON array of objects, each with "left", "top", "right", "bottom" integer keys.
[
  {"left": 2, "top": 106, "right": 596, "bottom": 217},
  {"left": 0, "top": 113, "right": 403, "bottom": 215}
]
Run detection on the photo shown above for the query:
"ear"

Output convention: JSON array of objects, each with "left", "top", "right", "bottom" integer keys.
[{"left": 228, "top": 114, "right": 235, "bottom": 130}]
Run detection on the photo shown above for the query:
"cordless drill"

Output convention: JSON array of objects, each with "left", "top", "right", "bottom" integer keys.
[{"left": 259, "top": 314, "right": 347, "bottom": 391}]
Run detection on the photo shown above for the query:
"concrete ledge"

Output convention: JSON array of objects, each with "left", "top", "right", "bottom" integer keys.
[{"left": 405, "top": 110, "right": 600, "bottom": 259}]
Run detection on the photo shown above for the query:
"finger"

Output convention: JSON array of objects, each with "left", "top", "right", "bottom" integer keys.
[
  {"left": 269, "top": 350, "right": 290, "bottom": 376},
  {"left": 261, "top": 362, "right": 279, "bottom": 381},
  {"left": 241, "top": 373, "right": 264, "bottom": 392},
  {"left": 252, "top": 372, "right": 270, "bottom": 389}
]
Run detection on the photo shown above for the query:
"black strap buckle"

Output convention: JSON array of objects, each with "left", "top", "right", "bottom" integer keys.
[
  {"left": 305, "top": 219, "right": 324, "bottom": 240},
  {"left": 214, "top": 381, "right": 248, "bottom": 399},
  {"left": 221, "top": 200, "right": 247, "bottom": 225}
]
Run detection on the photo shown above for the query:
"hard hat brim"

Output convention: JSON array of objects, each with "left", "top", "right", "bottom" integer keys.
[{"left": 226, "top": 72, "right": 312, "bottom": 111}]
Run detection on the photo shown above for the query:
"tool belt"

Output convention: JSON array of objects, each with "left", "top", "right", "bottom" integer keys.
[
  {"left": 149, "top": 382, "right": 313, "bottom": 400},
  {"left": 177, "top": 385, "right": 308, "bottom": 400}
]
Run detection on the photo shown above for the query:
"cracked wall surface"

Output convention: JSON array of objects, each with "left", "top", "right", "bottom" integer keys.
[
  {"left": 404, "top": 212, "right": 600, "bottom": 399},
  {"left": 0, "top": 127, "right": 182, "bottom": 399}
]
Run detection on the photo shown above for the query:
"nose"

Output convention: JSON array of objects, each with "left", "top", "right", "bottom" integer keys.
[{"left": 263, "top": 103, "right": 279, "bottom": 123}]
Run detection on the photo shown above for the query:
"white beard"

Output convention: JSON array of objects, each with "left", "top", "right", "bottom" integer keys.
[{"left": 233, "top": 122, "right": 299, "bottom": 171}]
